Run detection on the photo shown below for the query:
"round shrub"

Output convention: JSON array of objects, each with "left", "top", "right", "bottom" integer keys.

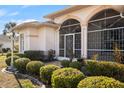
[
  {"left": 61, "top": 60, "right": 71, "bottom": 67},
  {"left": 14, "top": 58, "right": 31, "bottom": 72},
  {"left": 51, "top": 68, "right": 85, "bottom": 88},
  {"left": 40, "top": 65, "right": 60, "bottom": 84},
  {"left": 5, "top": 56, "right": 20, "bottom": 66},
  {"left": 77, "top": 76, "right": 124, "bottom": 88},
  {"left": 15, "top": 53, "right": 26, "bottom": 58},
  {"left": 85, "top": 61, "right": 124, "bottom": 82},
  {"left": 6, "top": 52, "right": 12, "bottom": 58},
  {"left": 26, "top": 61, "right": 44, "bottom": 75},
  {"left": 69, "top": 61, "right": 82, "bottom": 70}
]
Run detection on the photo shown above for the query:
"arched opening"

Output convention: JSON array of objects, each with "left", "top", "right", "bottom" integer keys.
[
  {"left": 88, "top": 8, "right": 124, "bottom": 61},
  {"left": 59, "top": 19, "right": 81, "bottom": 58}
]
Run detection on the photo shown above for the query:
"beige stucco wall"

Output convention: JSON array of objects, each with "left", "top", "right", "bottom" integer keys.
[
  {"left": 45, "top": 27, "right": 57, "bottom": 51},
  {"left": 17, "top": 26, "right": 58, "bottom": 53},
  {"left": 28, "top": 28, "right": 40, "bottom": 50}
]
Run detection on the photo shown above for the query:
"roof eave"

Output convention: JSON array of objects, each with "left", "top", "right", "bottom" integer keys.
[
  {"left": 13, "top": 22, "right": 60, "bottom": 31},
  {"left": 44, "top": 5, "right": 91, "bottom": 19}
]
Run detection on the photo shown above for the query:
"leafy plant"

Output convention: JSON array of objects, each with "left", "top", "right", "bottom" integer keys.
[
  {"left": 51, "top": 68, "right": 85, "bottom": 88},
  {"left": 40, "top": 65, "right": 60, "bottom": 84},
  {"left": 48, "top": 49, "right": 55, "bottom": 61},
  {"left": 60, "top": 60, "right": 71, "bottom": 67},
  {"left": 20, "top": 79, "right": 37, "bottom": 88},
  {"left": 91, "top": 53, "right": 99, "bottom": 61},
  {"left": 5, "top": 56, "right": 20, "bottom": 66},
  {"left": 24, "top": 50, "right": 44, "bottom": 61},
  {"left": 113, "top": 43, "right": 123, "bottom": 64},
  {"left": 85, "top": 61, "right": 124, "bottom": 82},
  {"left": 26, "top": 61, "right": 44, "bottom": 75},
  {"left": 77, "top": 57, "right": 86, "bottom": 66},
  {"left": 69, "top": 61, "right": 82, "bottom": 70},
  {"left": 14, "top": 58, "right": 31, "bottom": 72},
  {"left": 78, "top": 76, "right": 124, "bottom": 88}
]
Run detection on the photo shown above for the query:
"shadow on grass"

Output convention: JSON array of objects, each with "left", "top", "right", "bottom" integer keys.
[{"left": 13, "top": 73, "right": 23, "bottom": 88}]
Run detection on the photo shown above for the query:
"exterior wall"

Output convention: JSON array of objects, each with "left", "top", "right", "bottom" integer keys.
[
  {"left": 38, "top": 27, "right": 46, "bottom": 51},
  {"left": 38, "top": 26, "right": 58, "bottom": 53},
  {"left": 28, "top": 28, "right": 40, "bottom": 50},
  {"left": 17, "top": 26, "right": 58, "bottom": 54},
  {"left": 45, "top": 27, "right": 57, "bottom": 51}
]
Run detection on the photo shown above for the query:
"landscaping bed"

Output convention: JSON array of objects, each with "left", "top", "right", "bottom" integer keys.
[
  {"left": 2, "top": 52, "right": 124, "bottom": 88},
  {"left": 0, "top": 55, "right": 43, "bottom": 88}
]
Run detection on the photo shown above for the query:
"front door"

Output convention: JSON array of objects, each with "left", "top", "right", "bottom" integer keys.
[{"left": 65, "top": 34, "right": 74, "bottom": 57}]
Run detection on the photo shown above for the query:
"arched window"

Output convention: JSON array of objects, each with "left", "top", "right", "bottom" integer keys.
[
  {"left": 88, "top": 9, "right": 124, "bottom": 61},
  {"left": 59, "top": 19, "right": 81, "bottom": 58}
]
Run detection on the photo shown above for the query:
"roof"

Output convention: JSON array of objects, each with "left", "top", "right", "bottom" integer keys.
[
  {"left": 44, "top": 5, "right": 91, "bottom": 19},
  {"left": 13, "top": 21, "right": 60, "bottom": 31}
]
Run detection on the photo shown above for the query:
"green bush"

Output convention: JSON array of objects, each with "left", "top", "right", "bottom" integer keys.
[
  {"left": 6, "top": 52, "right": 26, "bottom": 58},
  {"left": 26, "top": 61, "right": 44, "bottom": 75},
  {"left": 60, "top": 60, "right": 71, "bottom": 67},
  {"left": 51, "top": 68, "right": 85, "bottom": 88},
  {"left": 77, "top": 58, "right": 86, "bottom": 66},
  {"left": 15, "top": 53, "right": 26, "bottom": 58},
  {"left": 78, "top": 76, "right": 124, "bottom": 88},
  {"left": 14, "top": 58, "right": 31, "bottom": 72},
  {"left": 69, "top": 61, "right": 82, "bottom": 70},
  {"left": 6, "top": 52, "right": 12, "bottom": 57},
  {"left": 40, "top": 65, "right": 60, "bottom": 84},
  {"left": 5, "top": 56, "right": 20, "bottom": 66},
  {"left": 85, "top": 61, "right": 124, "bottom": 82},
  {"left": 24, "top": 50, "right": 44, "bottom": 60}
]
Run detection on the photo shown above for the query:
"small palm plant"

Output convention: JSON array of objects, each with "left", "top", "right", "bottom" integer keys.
[{"left": 113, "top": 43, "right": 123, "bottom": 64}]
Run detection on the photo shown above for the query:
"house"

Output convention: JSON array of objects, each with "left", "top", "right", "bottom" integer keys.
[
  {"left": 0, "top": 34, "right": 19, "bottom": 52},
  {"left": 13, "top": 5, "right": 124, "bottom": 61},
  {"left": 0, "top": 34, "right": 11, "bottom": 50}
]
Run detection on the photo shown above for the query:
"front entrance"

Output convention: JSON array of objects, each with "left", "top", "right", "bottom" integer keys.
[{"left": 65, "top": 34, "right": 74, "bottom": 57}]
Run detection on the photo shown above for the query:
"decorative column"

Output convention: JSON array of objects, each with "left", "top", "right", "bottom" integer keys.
[{"left": 81, "top": 23, "right": 88, "bottom": 58}]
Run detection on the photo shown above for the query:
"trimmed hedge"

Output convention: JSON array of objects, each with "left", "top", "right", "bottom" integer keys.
[
  {"left": 24, "top": 50, "right": 44, "bottom": 60},
  {"left": 40, "top": 65, "right": 60, "bottom": 84},
  {"left": 15, "top": 53, "right": 26, "bottom": 58},
  {"left": 14, "top": 58, "right": 31, "bottom": 72},
  {"left": 78, "top": 76, "right": 124, "bottom": 88},
  {"left": 26, "top": 61, "right": 44, "bottom": 75},
  {"left": 51, "top": 68, "right": 85, "bottom": 88},
  {"left": 60, "top": 60, "right": 71, "bottom": 67},
  {"left": 6, "top": 52, "right": 26, "bottom": 58},
  {"left": 5, "top": 56, "right": 20, "bottom": 66},
  {"left": 85, "top": 61, "right": 124, "bottom": 82},
  {"left": 69, "top": 61, "right": 82, "bottom": 70}
]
